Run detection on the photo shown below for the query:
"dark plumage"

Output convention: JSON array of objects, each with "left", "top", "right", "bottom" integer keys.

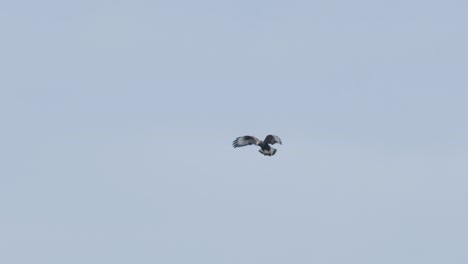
[{"left": 232, "top": 134, "right": 282, "bottom": 156}]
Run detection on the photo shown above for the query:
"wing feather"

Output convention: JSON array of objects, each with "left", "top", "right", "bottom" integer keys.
[
  {"left": 264, "top": 135, "right": 282, "bottom": 145},
  {"left": 232, "top": 136, "right": 260, "bottom": 148}
]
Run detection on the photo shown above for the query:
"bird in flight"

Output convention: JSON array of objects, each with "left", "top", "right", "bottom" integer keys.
[{"left": 232, "top": 135, "right": 282, "bottom": 156}]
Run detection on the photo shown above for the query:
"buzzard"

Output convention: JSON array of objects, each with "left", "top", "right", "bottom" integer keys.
[{"left": 232, "top": 135, "right": 282, "bottom": 156}]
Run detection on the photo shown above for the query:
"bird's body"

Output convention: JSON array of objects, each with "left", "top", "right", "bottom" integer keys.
[{"left": 232, "top": 134, "right": 282, "bottom": 156}]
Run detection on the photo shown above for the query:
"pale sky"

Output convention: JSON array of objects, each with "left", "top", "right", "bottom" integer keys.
[{"left": 1, "top": 0, "right": 467, "bottom": 263}]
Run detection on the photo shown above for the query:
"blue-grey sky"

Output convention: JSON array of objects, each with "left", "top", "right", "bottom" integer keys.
[{"left": 1, "top": 0, "right": 467, "bottom": 263}]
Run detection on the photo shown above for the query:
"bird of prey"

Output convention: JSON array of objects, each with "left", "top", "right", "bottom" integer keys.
[{"left": 232, "top": 135, "right": 282, "bottom": 156}]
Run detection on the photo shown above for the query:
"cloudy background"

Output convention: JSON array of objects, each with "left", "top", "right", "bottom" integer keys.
[{"left": 1, "top": 0, "right": 467, "bottom": 263}]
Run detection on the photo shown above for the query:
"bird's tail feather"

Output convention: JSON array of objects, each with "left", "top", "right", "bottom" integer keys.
[{"left": 259, "top": 147, "right": 277, "bottom": 156}]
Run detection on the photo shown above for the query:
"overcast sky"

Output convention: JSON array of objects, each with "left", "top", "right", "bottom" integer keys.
[{"left": 1, "top": 0, "right": 467, "bottom": 263}]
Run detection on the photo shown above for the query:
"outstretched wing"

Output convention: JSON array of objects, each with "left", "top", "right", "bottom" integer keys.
[
  {"left": 232, "top": 136, "right": 260, "bottom": 148},
  {"left": 264, "top": 135, "right": 282, "bottom": 145}
]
